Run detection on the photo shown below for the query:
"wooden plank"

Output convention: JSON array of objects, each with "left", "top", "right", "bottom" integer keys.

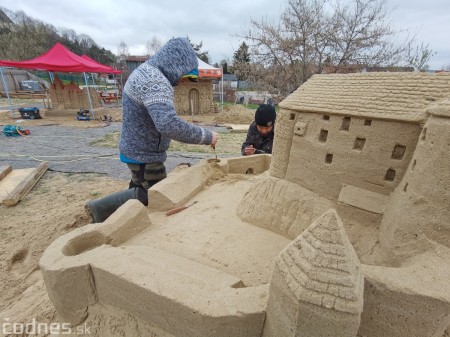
[
  {"left": 0, "top": 165, "right": 12, "bottom": 181},
  {"left": 2, "top": 162, "right": 48, "bottom": 207},
  {"left": 0, "top": 168, "right": 36, "bottom": 202}
]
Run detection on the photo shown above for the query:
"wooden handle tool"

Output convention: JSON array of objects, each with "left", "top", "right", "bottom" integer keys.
[{"left": 165, "top": 201, "right": 198, "bottom": 216}]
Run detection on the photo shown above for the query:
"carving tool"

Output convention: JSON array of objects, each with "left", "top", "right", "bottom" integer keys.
[
  {"left": 165, "top": 201, "right": 198, "bottom": 216},
  {"left": 213, "top": 145, "right": 217, "bottom": 162}
]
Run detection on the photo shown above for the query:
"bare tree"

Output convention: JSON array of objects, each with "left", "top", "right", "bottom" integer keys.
[
  {"left": 405, "top": 42, "right": 435, "bottom": 71},
  {"left": 327, "top": 0, "right": 402, "bottom": 66},
  {"left": 239, "top": 0, "right": 432, "bottom": 98},
  {"left": 117, "top": 41, "right": 129, "bottom": 62},
  {"left": 146, "top": 35, "right": 163, "bottom": 56}
]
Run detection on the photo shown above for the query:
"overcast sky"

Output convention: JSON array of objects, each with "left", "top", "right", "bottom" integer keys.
[{"left": 3, "top": 0, "right": 450, "bottom": 69}]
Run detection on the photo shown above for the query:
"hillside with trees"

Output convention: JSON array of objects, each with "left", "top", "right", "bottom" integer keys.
[{"left": 0, "top": 7, "right": 116, "bottom": 66}]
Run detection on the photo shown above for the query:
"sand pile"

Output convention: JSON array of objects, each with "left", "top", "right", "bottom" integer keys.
[{"left": 214, "top": 105, "right": 255, "bottom": 124}]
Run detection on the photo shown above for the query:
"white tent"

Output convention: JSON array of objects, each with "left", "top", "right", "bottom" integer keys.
[
  {"left": 197, "top": 58, "right": 223, "bottom": 109},
  {"left": 197, "top": 58, "right": 222, "bottom": 78}
]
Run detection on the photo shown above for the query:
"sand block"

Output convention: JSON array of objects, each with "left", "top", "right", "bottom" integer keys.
[
  {"left": 358, "top": 254, "right": 450, "bottom": 337},
  {"left": 263, "top": 209, "right": 364, "bottom": 337},
  {"left": 227, "top": 124, "right": 250, "bottom": 133},
  {"left": 41, "top": 158, "right": 290, "bottom": 337},
  {"left": 338, "top": 184, "right": 389, "bottom": 214},
  {"left": 217, "top": 154, "right": 271, "bottom": 175},
  {"left": 41, "top": 200, "right": 270, "bottom": 337},
  {"left": 148, "top": 160, "right": 213, "bottom": 212}
]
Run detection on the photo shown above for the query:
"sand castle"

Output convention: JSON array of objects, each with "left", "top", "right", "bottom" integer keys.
[{"left": 40, "top": 72, "right": 450, "bottom": 336}]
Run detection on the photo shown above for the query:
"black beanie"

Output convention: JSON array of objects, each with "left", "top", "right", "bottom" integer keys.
[{"left": 255, "top": 104, "right": 276, "bottom": 127}]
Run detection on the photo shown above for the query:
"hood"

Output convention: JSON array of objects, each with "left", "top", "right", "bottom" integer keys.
[{"left": 147, "top": 37, "right": 198, "bottom": 86}]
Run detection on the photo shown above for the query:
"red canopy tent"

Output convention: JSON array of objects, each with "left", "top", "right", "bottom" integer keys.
[
  {"left": 0, "top": 42, "right": 120, "bottom": 74},
  {"left": 81, "top": 54, "right": 121, "bottom": 75},
  {"left": 0, "top": 42, "right": 122, "bottom": 117},
  {"left": 0, "top": 42, "right": 122, "bottom": 116}
]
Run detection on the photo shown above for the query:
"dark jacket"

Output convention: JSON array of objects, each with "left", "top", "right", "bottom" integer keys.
[{"left": 241, "top": 121, "right": 274, "bottom": 155}]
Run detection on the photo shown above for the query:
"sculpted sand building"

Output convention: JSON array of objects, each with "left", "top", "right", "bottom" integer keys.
[
  {"left": 270, "top": 72, "right": 450, "bottom": 258},
  {"left": 41, "top": 72, "right": 450, "bottom": 337}
]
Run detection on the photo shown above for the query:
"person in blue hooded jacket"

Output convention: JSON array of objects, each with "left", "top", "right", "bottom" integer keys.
[{"left": 86, "top": 37, "right": 218, "bottom": 223}]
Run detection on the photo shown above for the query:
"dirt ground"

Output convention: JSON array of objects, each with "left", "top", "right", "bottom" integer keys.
[
  {"left": 0, "top": 102, "right": 255, "bottom": 129},
  {"left": 0, "top": 102, "right": 258, "bottom": 336}
]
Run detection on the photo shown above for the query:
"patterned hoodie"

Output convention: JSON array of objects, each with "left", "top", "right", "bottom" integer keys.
[{"left": 119, "top": 37, "right": 213, "bottom": 164}]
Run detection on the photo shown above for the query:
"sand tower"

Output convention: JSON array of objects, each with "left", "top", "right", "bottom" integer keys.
[{"left": 378, "top": 99, "right": 450, "bottom": 262}]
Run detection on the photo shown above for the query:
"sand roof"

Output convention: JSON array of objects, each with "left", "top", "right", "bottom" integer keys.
[{"left": 280, "top": 72, "right": 450, "bottom": 123}]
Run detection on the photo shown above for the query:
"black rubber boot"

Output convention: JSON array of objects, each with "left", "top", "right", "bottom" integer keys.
[{"left": 85, "top": 187, "right": 148, "bottom": 223}]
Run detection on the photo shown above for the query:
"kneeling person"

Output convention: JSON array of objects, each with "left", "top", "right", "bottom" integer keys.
[{"left": 241, "top": 104, "right": 276, "bottom": 156}]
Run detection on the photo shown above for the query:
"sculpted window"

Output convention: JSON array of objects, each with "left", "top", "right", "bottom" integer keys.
[
  {"left": 319, "top": 129, "right": 329, "bottom": 142},
  {"left": 391, "top": 145, "right": 406, "bottom": 160},
  {"left": 325, "top": 153, "right": 333, "bottom": 164},
  {"left": 384, "top": 168, "right": 396, "bottom": 181},
  {"left": 353, "top": 137, "right": 366, "bottom": 150},
  {"left": 341, "top": 117, "right": 351, "bottom": 131}
]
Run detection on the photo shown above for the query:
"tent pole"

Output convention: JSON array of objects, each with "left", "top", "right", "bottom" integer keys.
[
  {"left": 113, "top": 74, "right": 119, "bottom": 107},
  {"left": 47, "top": 72, "right": 54, "bottom": 109},
  {"left": 90, "top": 73, "right": 97, "bottom": 89},
  {"left": 119, "top": 74, "right": 123, "bottom": 107},
  {"left": 0, "top": 67, "right": 15, "bottom": 117},
  {"left": 221, "top": 71, "right": 224, "bottom": 112},
  {"left": 83, "top": 72, "right": 95, "bottom": 118}
]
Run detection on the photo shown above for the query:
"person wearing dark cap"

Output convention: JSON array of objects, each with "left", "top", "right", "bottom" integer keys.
[{"left": 241, "top": 104, "right": 276, "bottom": 156}]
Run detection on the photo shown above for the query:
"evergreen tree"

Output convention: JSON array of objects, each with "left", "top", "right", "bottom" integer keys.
[
  {"left": 186, "top": 36, "right": 209, "bottom": 63},
  {"left": 233, "top": 42, "right": 250, "bottom": 64},
  {"left": 232, "top": 42, "right": 251, "bottom": 80},
  {"left": 220, "top": 60, "right": 229, "bottom": 74}
]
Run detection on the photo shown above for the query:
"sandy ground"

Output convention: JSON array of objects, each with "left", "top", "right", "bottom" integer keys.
[
  {"left": 0, "top": 102, "right": 255, "bottom": 129},
  {"left": 0, "top": 172, "right": 128, "bottom": 336},
  {"left": 0, "top": 102, "right": 259, "bottom": 336}
]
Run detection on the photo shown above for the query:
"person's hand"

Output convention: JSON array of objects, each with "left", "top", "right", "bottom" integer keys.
[
  {"left": 244, "top": 145, "right": 255, "bottom": 155},
  {"left": 211, "top": 132, "right": 218, "bottom": 148}
]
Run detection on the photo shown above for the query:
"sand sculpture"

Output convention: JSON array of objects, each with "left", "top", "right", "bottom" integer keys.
[
  {"left": 40, "top": 72, "right": 450, "bottom": 337},
  {"left": 174, "top": 79, "right": 216, "bottom": 115},
  {"left": 49, "top": 74, "right": 102, "bottom": 111}
]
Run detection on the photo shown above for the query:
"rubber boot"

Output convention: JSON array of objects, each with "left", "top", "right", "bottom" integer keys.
[{"left": 85, "top": 187, "right": 148, "bottom": 223}]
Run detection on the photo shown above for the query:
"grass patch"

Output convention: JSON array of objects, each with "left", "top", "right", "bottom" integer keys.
[
  {"left": 216, "top": 102, "right": 259, "bottom": 110},
  {"left": 90, "top": 132, "right": 120, "bottom": 148},
  {"left": 33, "top": 186, "right": 50, "bottom": 195},
  {"left": 89, "top": 191, "right": 102, "bottom": 198},
  {"left": 90, "top": 131, "right": 246, "bottom": 155}
]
